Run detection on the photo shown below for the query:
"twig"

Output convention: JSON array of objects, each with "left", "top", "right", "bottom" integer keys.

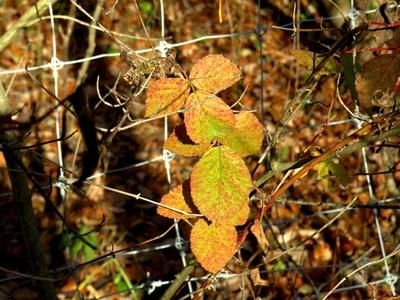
[{"left": 161, "top": 258, "right": 196, "bottom": 300}]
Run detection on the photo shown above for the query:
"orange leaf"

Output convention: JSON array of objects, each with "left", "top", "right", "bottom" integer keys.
[
  {"left": 189, "top": 54, "right": 240, "bottom": 94},
  {"left": 157, "top": 181, "right": 197, "bottom": 219},
  {"left": 145, "top": 78, "right": 190, "bottom": 117},
  {"left": 190, "top": 219, "right": 237, "bottom": 273},
  {"left": 164, "top": 124, "right": 210, "bottom": 157},
  {"left": 184, "top": 91, "right": 235, "bottom": 144}
]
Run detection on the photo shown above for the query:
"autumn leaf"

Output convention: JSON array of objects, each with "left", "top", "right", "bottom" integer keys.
[
  {"left": 163, "top": 124, "right": 210, "bottom": 157},
  {"left": 314, "top": 158, "right": 350, "bottom": 191},
  {"left": 184, "top": 91, "right": 236, "bottom": 144},
  {"left": 190, "top": 146, "right": 252, "bottom": 225},
  {"left": 219, "top": 111, "right": 264, "bottom": 157},
  {"left": 145, "top": 78, "right": 190, "bottom": 117},
  {"left": 250, "top": 219, "right": 269, "bottom": 254},
  {"left": 157, "top": 181, "right": 197, "bottom": 219},
  {"left": 292, "top": 49, "right": 340, "bottom": 76},
  {"left": 356, "top": 54, "right": 400, "bottom": 111},
  {"left": 190, "top": 219, "right": 237, "bottom": 273},
  {"left": 189, "top": 54, "right": 240, "bottom": 94}
]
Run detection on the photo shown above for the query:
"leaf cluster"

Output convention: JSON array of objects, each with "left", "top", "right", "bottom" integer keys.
[{"left": 144, "top": 54, "right": 264, "bottom": 273}]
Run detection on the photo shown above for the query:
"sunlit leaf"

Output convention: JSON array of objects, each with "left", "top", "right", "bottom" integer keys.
[
  {"left": 184, "top": 91, "right": 236, "bottom": 144},
  {"left": 145, "top": 78, "right": 190, "bottom": 117},
  {"left": 157, "top": 181, "right": 197, "bottom": 219},
  {"left": 163, "top": 124, "right": 210, "bottom": 157},
  {"left": 190, "top": 219, "right": 237, "bottom": 273},
  {"left": 356, "top": 54, "right": 400, "bottom": 112},
  {"left": 190, "top": 146, "right": 252, "bottom": 225},
  {"left": 189, "top": 54, "right": 240, "bottom": 94},
  {"left": 219, "top": 111, "right": 264, "bottom": 157}
]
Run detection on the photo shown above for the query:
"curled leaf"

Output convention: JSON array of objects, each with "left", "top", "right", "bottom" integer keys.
[
  {"left": 157, "top": 181, "right": 197, "bottom": 219},
  {"left": 190, "top": 146, "right": 252, "bottom": 225},
  {"left": 145, "top": 78, "right": 190, "bottom": 117},
  {"left": 190, "top": 219, "right": 237, "bottom": 273},
  {"left": 164, "top": 124, "right": 210, "bottom": 157},
  {"left": 250, "top": 219, "right": 269, "bottom": 254},
  {"left": 189, "top": 54, "right": 240, "bottom": 94}
]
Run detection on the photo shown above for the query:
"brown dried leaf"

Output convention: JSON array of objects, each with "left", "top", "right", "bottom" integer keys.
[
  {"left": 251, "top": 269, "right": 269, "bottom": 286},
  {"left": 356, "top": 54, "right": 400, "bottom": 111},
  {"left": 250, "top": 220, "right": 269, "bottom": 254}
]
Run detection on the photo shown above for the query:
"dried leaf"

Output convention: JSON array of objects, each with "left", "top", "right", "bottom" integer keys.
[
  {"left": 219, "top": 111, "right": 264, "bottom": 157},
  {"left": 250, "top": 269, "right": 269, "bottom": 286},
  {"left": 190, "top": 219, "right": 237, "bottom": 273},
  {"left": 184, "top": 91, "right": 236, "bottom": 144},
  {"left": 250, "top": 220, "right": 269, "bottom": 254},
  {"left": 145, "top": 78, "right": 190, "bottom": 117},
  {"left": 189, "top": 54, "right": 240, "bottom": 94},
  {"left": 385, "top": 28, "right": 400, "bottom": 48},
  {"left": 157, "top": 181, "right": 197, "bottom": 219},
  {"left": 163, "top": 124, "right": 210, "bottom": 157},
  {"left": 190, "top": 146, "right": 252, "bottom": 225},
  {"left": 356, "top": 54, "right": 400, "bottom": 111}
]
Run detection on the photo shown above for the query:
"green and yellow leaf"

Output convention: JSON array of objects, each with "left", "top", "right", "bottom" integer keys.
[
  {"left": 190, "top": 146, "right": 252, "bottom": 225},
  {"left": 314, "top": 159, "right": 350, "bottom": 191},
  {"left": 292, "top": 49, "right": 340, "bottom": 75},
  {"left": 219, "top": 111, "right": 264, "bottom": 157},
  {"left": 184, "top": 91, "right": 236, "bottom": 144}
]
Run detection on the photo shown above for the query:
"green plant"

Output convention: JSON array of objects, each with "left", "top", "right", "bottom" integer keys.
[
  {"left": 61, "top": 225, "right": 99, "bottom": 261},
  {"left": 144, "top": 54, "right": 263, "bottom": 273}
]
